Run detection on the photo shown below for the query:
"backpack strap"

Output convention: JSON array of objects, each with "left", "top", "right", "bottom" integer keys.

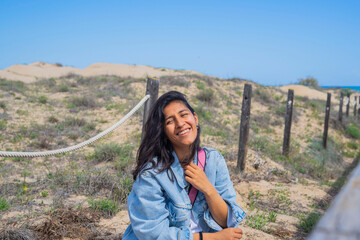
[{"left": 188, "top": 148, "right": 206, "bottom": 205}]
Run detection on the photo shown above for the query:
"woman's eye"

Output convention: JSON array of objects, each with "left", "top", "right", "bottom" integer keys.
[
  {"left": 166, "top": 120, "right": 172, "bottom": 125},
  {"left": 181, "top": 113, "right": 188, "bottom": 117}
]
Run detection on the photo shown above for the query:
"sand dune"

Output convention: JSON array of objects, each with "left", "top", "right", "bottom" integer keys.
[
  {"left": 278, "top": 84, "right": 329, "bottom": 101},
  {"left": 0, "top": 62, "right": 203, "bottom": 83},
  {"left": 0, "top": 62, "right": 346, "bottom": 103}
]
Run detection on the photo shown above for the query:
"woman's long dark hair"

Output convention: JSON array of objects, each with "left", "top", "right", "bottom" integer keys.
[{"left": 132, "top": 91, "right": 201, "bottom": 181}]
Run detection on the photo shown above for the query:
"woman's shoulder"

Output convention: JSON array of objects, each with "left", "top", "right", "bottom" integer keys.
[
  {"left": 138, "top": 157, "right": 160, "bottom": 177},
  {"left": 202, "top": 147, "right": 223, "bottom": 158},
  {"left": 138, "top": 156, "right": 171, "bottom": 179},
  {"left": 201, "top": 147, "right": 226, "bottom": 167}
]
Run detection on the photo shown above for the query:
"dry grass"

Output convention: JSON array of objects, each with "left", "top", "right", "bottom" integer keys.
[{"left": 33, "top": 207, "right": 101, "bottom": 240}]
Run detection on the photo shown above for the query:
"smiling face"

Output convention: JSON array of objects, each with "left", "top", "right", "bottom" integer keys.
[{"left": 163, "top": 100, "right": 198, "bottom": 158}]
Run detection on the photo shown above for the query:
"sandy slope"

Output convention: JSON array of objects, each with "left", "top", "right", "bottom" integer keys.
[
  {"left": 278, "top": 85, "right": 328, "bottom": 101},
  {"left": 0, "top": 62, "right": 203, "bottom": 83},
  {"left": 1, "top": 62, "right": 342, "bottom": 103}
]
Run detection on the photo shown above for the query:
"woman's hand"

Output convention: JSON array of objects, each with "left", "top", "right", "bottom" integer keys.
[
  {"left": 185, "top": 163, "right": 228, "bottom": 228},
  {"left": 184, "top": 163, "right": 213, "bottom": 195},
  {"left": 213, "top": 228, "right": 243, "bottom": 240},
  {"left": 195, "top": 228, "right": 243, "bottom": 240}
]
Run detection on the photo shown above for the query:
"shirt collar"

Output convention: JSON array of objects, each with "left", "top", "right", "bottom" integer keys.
[{"left": 170, "top": 151, "right": 198, "bottom": 189}]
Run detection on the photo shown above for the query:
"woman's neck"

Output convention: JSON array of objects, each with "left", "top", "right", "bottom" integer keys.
[{"left": 174, "top": 146, "right": 192, "bottom": 166}]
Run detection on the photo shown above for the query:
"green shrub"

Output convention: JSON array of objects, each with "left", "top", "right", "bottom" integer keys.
[
  {"left": 245, "top": 211, "right": 277, "bottom": 230},
  {"left": 252, "top": 113, "right": 271, "bottom": 131},
  {"left": 347, "top": 142, "right": 359, "bottom": 150},
  {"left": 341, "top": 88, "right": 352, "bottom": 96},
  {"left": 68, "top": 96, "right": 98, "bottom": 109},
  {"left": 47, "top": 78, "right": 57, "bottom": 87},
  {"left": 41, "top": 190, "right": 49, "bottom": 197},
  {"left": 346, "top": 124, "right": 360, "bottom": 139},
  {"left": 196, "top": 89, "right": 215, "bottom": 103},
  {"left": 297, "top": 76, "right": 319, "bottom": 88},
  {"left": 193, "top": 104, "right": 213, "bottom": 122},
  {"left": 88, "top": 198, "right": 118, "bottom": 216},
  {"left": 57, "top": 84, "right": 69, "bottom": 92},
  {"left": 254, "top": 86, "right": 271, "bottom": 103},
  {"left": 0, "top": 197, "right": 9, "bottom": 211},
  {"left": 268, "top": 211, "right": 277, "bottom": 222},
  {"left": 16, "top": 109, "right": 29, "bottom": 116},
  {"left": 38, "top": 95, "right": 48, "bottom": 104},
  {"left": 195, "top": 81, "right": 206, "bottom": 90},
  {"left": 0, "top": 79, "right": 27, "bottom": 93},
  {"left": 202, "top": 125, "right": 231, "bottom": 140},
  {"left": 160, "top": 76, "right": 190, "bottom": 87},
  {"left": 48, "top": 116, "right": 59, "bottom": 123},
  {"left": 82, "top": 122, "right": 96, "bottom": 132},
  {"left": 356, "top": 151, "right": 360, "bottom": 159},
  {"left": 62, "top": 117, "right": 87, "bottom": 127},
  {"left": 0, "top": 119, "right": 7, "bottom": 130},
  {"left": 274, "top": 105, "right": 286, "bottom": 116},
  {"left": 92, "top": 143, "right": 134, "bottom": 164},
  {"left": 298, "top": 212, "right": 321, "bottom": 233},
  {"left": 0, "top": 101, "right": 6, "bottom": 110},
  {"left": 342, "top": 150, "right": 355, "bottom": 158},
  {"left": 304, "top": 99, "right": 326, "bottom": 113}
]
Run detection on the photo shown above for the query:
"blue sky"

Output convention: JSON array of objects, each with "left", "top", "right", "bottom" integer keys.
[{"left": 1, "top": 0, "right": 359, "bottom": 86}]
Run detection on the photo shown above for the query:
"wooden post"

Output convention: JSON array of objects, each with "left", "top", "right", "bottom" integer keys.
[
  {"left": 323, "top": 93, "right": 331, "bottom": 149},
  {"left": 339, "top": 92, "right": 343, "bottom": 122},
  {"left": 354, "top": 96, "right": 357, "bottom": 116},
  {"left": 358, "top": 96, "right": 360, "bottom": 118},
  {"left": 141, "top": 77, "right": 159, "bottom": 140},
  {"left": 237, "top": 84, "right": 252, "bottom": 171},
  {"left": 346, "top": 93, "right": 350, "bottom": 117},
  {"left": 282, "top": 89, "right": 294, "bottom": 157}
]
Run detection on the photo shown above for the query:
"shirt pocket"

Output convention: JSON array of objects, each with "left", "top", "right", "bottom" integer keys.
[{"left": 167, "top": 201, "right": 191, "bottom": 225}]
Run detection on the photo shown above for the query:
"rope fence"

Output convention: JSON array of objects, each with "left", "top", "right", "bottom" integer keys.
[{"left": 0, "top": 94, "right": 150, "bottom": 158}]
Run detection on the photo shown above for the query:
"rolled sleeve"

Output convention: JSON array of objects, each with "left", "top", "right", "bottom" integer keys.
[
  {"left": 128, "top": 172, "right": 193, "bottom": 240},
  {"left": 204, "top": 152, "right": 246, "bottom": 230}
]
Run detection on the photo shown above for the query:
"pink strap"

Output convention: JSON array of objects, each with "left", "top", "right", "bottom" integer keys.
[{"left": 188, "top": 148, "right": 205, "bottom": 205}]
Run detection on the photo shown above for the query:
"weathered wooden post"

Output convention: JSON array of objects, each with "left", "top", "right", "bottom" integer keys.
[
  {"left": 323, "top": 93, "right": 331, "bottom": 149},
  {"left": 358, "top": 96, "right": 360, "bottom": 118},
  {"left": 282, "top": 89, "right": 294, "bottom": 157},
  {"left": 339, "top": 92, "right": 343, "bottom": 122},
  {"left": 346, "top": 93, "right": 350, "bottom": 117},
  {"left": 354, "top": 96, "right": 357, "bottom": 116},
  {"left": 142, "top": 77, "right": 160, "bottom": 140},
  {"left": 237, "top": 84, "right": 252, "bottom": 171}
]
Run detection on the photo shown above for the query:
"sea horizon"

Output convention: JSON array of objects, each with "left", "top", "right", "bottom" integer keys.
[{"left": 321, "top": 86, "right": 360, "bottom": 91}]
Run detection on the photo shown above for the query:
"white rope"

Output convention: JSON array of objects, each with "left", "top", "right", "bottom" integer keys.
[{"left": 0, "top": 95, "right": 150, "bottom": 158}]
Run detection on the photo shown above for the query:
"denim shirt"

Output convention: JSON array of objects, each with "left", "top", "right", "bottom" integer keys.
[{"left": 123, "top": 147, "right": 246, "bottom": 240}]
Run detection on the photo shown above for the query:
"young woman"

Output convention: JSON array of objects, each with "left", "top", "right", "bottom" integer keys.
[{"left": 123, "top": 91, "right": 246, "bottom": 240}]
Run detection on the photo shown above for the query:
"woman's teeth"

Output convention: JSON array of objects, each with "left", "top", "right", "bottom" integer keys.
[{"left": 179, "top": 129, "right": 190, "bottom": 135}]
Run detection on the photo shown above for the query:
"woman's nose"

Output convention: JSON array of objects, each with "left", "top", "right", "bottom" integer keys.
[{"left": 175, "top": 118, "right": 185, "bottom": 128}]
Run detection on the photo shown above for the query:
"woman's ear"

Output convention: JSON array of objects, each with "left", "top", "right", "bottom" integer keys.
[{"left": 194, "top": 112, "right": 199, "bottom": 126}]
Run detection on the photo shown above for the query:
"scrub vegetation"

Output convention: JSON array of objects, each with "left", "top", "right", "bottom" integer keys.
[{"left": 0, "top": 74, "right": 359, "bottom": 239}]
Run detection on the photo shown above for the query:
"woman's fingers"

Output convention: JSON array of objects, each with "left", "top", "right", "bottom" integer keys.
[
  {"left": 235, "top": 228, "right": 243, "bottom": 239},
  {"left": 233, "top": 228, "right": 243, "bottom": 239},
  {"left": 184, "top": 176, "right": 193, "bottom": 185},
  {"left": 184, "top": 169, "right": 195, "bottom": 178},
  {"left": 184, "top": 163, "right": 202, "bottom": 177},
  {"left": 185, "top": 163, "right": 199, "bottom": 172},
  {"left": 217, "top": 228, "right": 243, "bottom": 239}
]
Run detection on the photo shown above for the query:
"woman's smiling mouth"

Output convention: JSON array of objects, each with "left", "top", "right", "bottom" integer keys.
[{"left": 178, "top": 128, "right": 190, "bottom": 136}]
